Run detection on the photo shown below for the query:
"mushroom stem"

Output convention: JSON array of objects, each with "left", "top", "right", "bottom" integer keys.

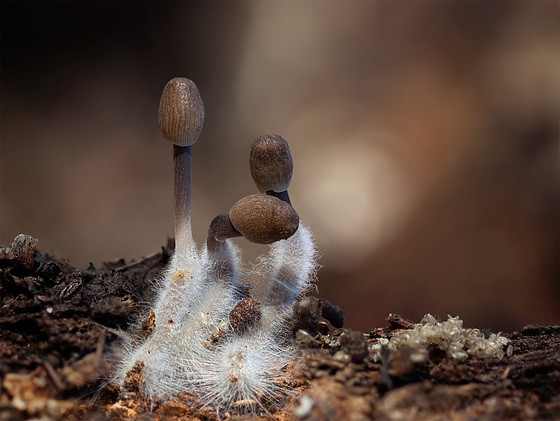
[
  {"left": 208, "top": 214, "right": 242, "bottom": 243},
  {"left": 206, "top": 214, "right": 242, "bottom": 284},
  {"left": 174, "top": 144, "right": 194, "bottom": 258},
  {"left": 266, "top": 190, "right": 291, "bottom": 205}
]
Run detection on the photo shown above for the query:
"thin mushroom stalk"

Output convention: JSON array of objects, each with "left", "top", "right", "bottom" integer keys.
[
  {"left": 206, "top": 213, "right": 242, "bottom": 285},
  {"left": 173, "top": 144, "right": 194, "bottom": 258}
]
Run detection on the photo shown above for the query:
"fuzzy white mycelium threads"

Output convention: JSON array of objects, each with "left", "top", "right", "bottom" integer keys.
[
  {"left": 388, "top": 314, "right": 511, "bottom": 361},
  {"left": 114, "top": 79, "right": 318, "bottom": 414}
]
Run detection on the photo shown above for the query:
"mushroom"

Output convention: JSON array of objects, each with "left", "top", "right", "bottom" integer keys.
[
  {"left": 158, "top": 77, "right": 205, "bottom": 262},
  {"left": 250, "top": 134, "right": 293, "bottom": 205},
  {"left": 247, "top": 135, "right": 318, "bottom": 306},
  {"left": 205, "top": 194, "right": 299, "bottom": 282},
  {"left": 206, "top": 192, "right": 300, "bottom": 249}
]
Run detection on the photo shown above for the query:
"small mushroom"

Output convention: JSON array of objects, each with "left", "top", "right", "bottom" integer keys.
[
  {"left": 158, "top": 77, "right": 205, "bottom": 260},
  {"left": 250, "top": 134, "right": 293, "bottom": 205},
  {"left": 229, "top": 194, "right": 299, "bottom": 244}
]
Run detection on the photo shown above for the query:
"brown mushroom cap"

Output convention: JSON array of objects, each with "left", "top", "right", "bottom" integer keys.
[
  {"left": 158, "top": 77, "right": 205, "bottom": 147},
  {"left": 250, "top": 134, "right": 293, "bottom": 193},
  {"left": 229, "top": 194, "right": 299, "bottom": 244}
]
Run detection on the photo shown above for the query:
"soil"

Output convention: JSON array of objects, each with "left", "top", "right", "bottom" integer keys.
[{"left": 1, "top": 234, "right": 558, "bottom": 421}]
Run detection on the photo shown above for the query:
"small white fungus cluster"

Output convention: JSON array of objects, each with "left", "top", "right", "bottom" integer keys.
[{"left": 388, "top": 314, "right": 511, "bottom": 361}]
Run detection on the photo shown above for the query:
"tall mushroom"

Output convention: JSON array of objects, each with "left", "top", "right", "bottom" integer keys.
[{"left": 158, "top": 77, "right": 205, "bottom": 264}]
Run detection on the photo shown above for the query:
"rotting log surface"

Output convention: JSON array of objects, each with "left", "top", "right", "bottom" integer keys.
[{"left": 0, "top": 235, "right": 558, "bottom": 420}]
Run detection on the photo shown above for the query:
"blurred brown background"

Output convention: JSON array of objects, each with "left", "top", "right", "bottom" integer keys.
[{"left": 1, "top": 1, "right": 558, "bottom": 332}]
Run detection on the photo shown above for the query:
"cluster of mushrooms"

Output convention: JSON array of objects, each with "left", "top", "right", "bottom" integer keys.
[{"left": 114, "top": 78, "right": 319, "bottom": 413}]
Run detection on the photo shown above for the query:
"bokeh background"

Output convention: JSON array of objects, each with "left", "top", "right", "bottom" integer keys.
[{"left": 2, "top": 1, "right": 558, "bottom": 332}]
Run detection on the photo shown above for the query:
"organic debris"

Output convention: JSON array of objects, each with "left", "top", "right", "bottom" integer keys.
[{"left": 1, "top": 235, "right": 558, "bottom": 420}]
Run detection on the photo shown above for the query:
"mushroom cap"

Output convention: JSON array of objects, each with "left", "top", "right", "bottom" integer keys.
[
  {"left": 158, "top": 77, "right": 205, "bottom": 147},
  {"left": 229, "top": 194, "right": 299, "bottom": 244},
  {"left": 250, "top": 134, "right": 293, "bottom": 193}
]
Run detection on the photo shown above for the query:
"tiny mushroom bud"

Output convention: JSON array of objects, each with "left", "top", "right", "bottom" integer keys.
[
  {"left": 158, "top": 77, "right": 205, "bottom": 147},
  {"left": 229, "top": 194, "right": 299, "bottom": 244},
  {"left": 157, "top": 77, "right": 205, "bottom": 262},
  {"left": 250, "top": 134, "right": 293, "bottom": 204}
]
